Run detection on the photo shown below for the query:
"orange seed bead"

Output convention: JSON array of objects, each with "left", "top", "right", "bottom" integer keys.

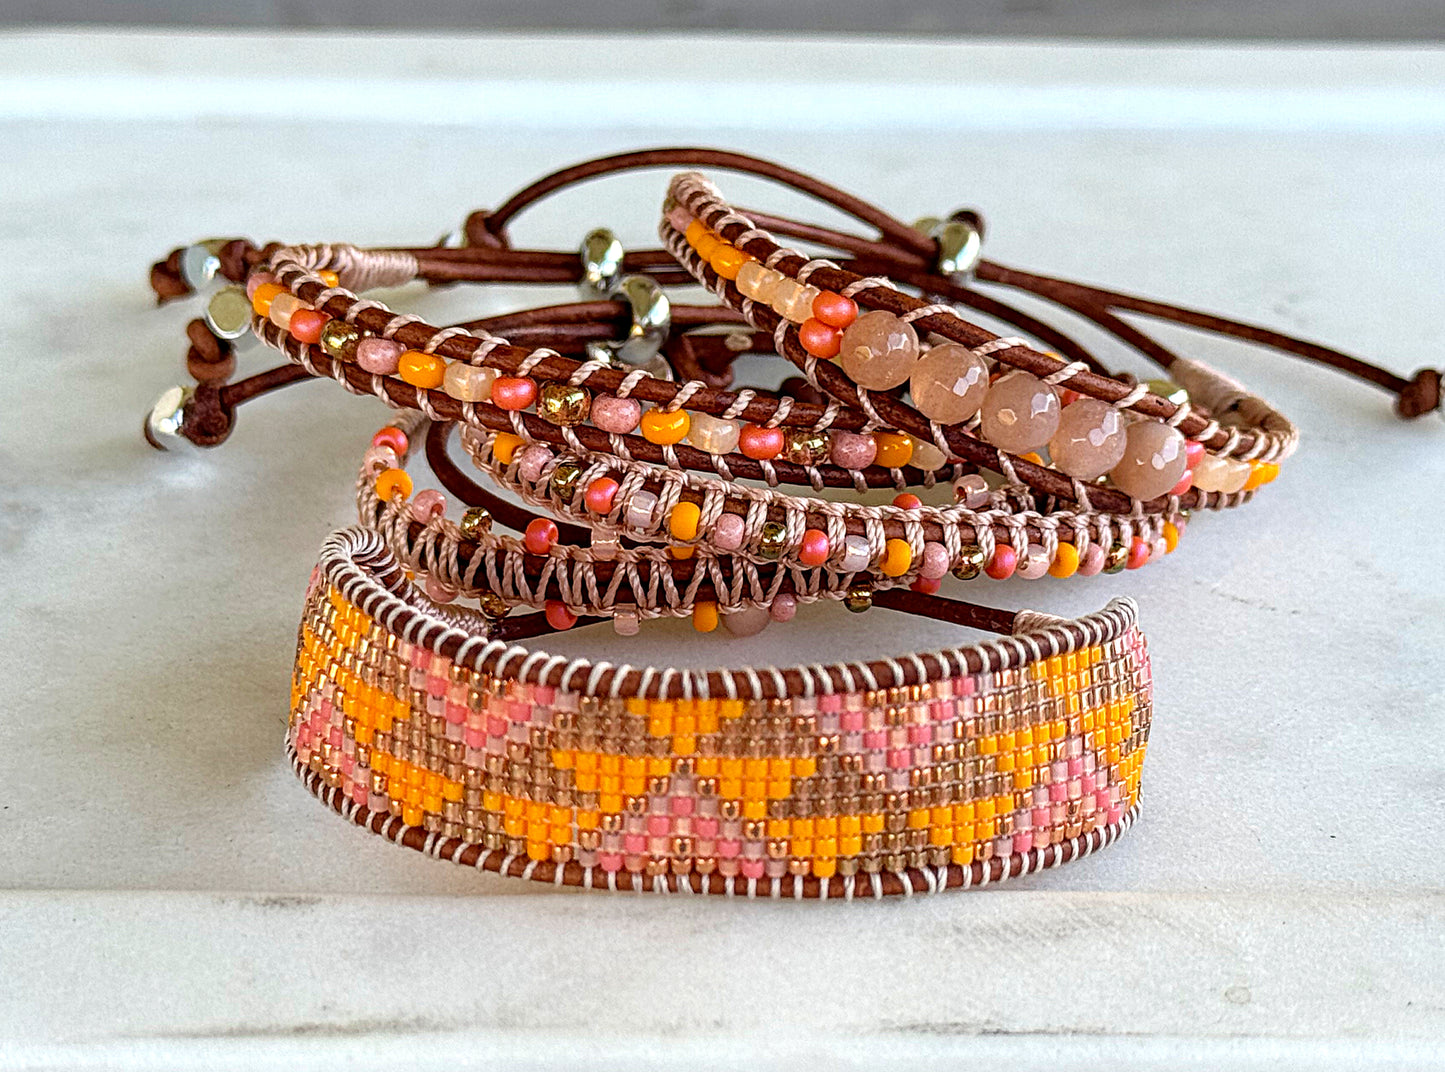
[
  {"left": 1049, "top": 542, "right": 1081, "bottom": 578},
  {"left": 374, "top": 468, "right": 413, "bottom": 501},
  {"left": 492, "top": 432, "right": 524, "bottom": 464},
  {"left": 640, "top": 408, "right": 690, "bottom": 445},
  {"left": 398, "top": 350, "right": 446, "bottom": 389},
  {"left": 692, "top": 601, "right": 719, "bottom": 633},
  {"left": 879, "top": 538, "right": 912, "bottom": 577},
  {"left": 873, "top": 432, "right": 914, "bottom": 468},
  {"left": 709, "top": 244, "right": 749, "bottom": 280},
  {"left": 250, "top": 282, "right": 284, "bottom": 316}
]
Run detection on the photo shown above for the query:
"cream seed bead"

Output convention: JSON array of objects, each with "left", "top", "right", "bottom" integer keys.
[
  {"left": 267, "top": 292, "right": 304, "bottom": 331},
  {"left": 686, "top": 412, "right": 741, "bottom": 455},
  {"left": 771, "top": 279, "right": 819, "bottom": 323},
  {"left": 839, "top": 535, "right": 872, "bottom": 573},
  {"left": 911, "top": 440, "right": 948, "bottom": 471},
  {"left": 624, "top": 490, "right": 659, "bottom": 530},
  {"left": 443, "top": 362, "right": 497, "bottom": 403},
  {"left": 1110, "top": 421, "right": 1189, "bottom": 500},
  {"left": 1193, "top": 453, "right": 1251, "bottom": 494},
  {"left": 909, "top": 343, "right": 989, "bottom": 424},
  {"left": 978, "top": 371, "right": 1061, "bottom": 454},
  {"left": 838, "top": 311, "right": 920, "bottom": 391},
  {"left": 735, "top": 261, "right": 781, "bottom": 304},
  {"left": 1018, "top": 544, "right": 1052, "bottom": 580},
  {"left": 1049, "top": 397, "right": 1128, "bottom": 481},
  {"left": 953, "top": 473, "right": 990, "bottom": 509},
  {"left": 591, "top": 535, "right": 621, "bottom": 561}
]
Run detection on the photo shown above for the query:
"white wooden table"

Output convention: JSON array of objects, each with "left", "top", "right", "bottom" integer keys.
[{"left": 1, "top": 30, "right": 1442, "bottom": 1070}]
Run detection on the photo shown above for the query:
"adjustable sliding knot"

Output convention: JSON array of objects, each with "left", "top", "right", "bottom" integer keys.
[{"left": 1396, "top": 368, "right": 1442, "bottom": 420}]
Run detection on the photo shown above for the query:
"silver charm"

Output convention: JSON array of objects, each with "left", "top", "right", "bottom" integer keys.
[
  {"left": 579, "top": 227, "right": 625, "bottom": 297},
  {"left": 143, "top": 385, "right": 195, "bottom": 450},
  {"left": 914, "top": 211, "right": 986, "bottom": 284},
  {"left": 586, "top": 274, "right": 672, "bottom": 379},
  {"left": 204, "top": 285, "right": 253, "bottom": 340}
]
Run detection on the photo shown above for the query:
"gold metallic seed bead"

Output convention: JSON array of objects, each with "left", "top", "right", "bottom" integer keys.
[
  {"left": 459, "top": 507, "right": 493, "bottom": 540},
  {"left": 549, "top": 462, "right": 583, "bottom": 504},
  {"left": 319, "top": 319, "right": 360, "bottom": 360},
  {"left": 952, "top": 544, "right": 986, "bottom": 581},
  {"left": 1103, "top": 541, "right": 1129, "bottom": 574},
  {"left": 477, "top": 592, "right": 510, "bottom": 620},
  {"left": 538, "top": 383, "right": 591, "bottom": 425},
  {"left": 757, "top": 520, "right": 787, "bottom": 559},
  {"left": 645, "top": 858, "right": 669, "bottom": 877},
  {"left": 780, "top": 427, "right": 829, "bottom": 465},
  {"left": 844, "top": 581, "right": 874, "bottom": 613},
  {"left": 695, "top": 856, "right": 717, "bottom": 874}
]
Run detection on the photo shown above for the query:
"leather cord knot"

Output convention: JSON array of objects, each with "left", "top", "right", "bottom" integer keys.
[
  {"left": 182, "top": 383, "right": 236, "bottom": 447},
  {"left": 463, "top": 209, "right": 508, "bottom": 250},
  {"left": 1396, "top": 367, "right": 1442, "bottom": 420}
]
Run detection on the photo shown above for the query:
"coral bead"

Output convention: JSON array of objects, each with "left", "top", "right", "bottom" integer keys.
[
  {"left": 812, "top": 291, "right": 858, "bottom": 329},
  {"left": 398, "top": 350, "right": 446, "bottom": 389},
  {"left": 879, "top": 538, "right": 913, "bottom": 577},
  {"left": 892, "top": 493, "right": 922, "bottom": 510},
  {"left": 1048, "top": 543, "right": 1081, "bottom": 578},
  {"left": 799, "top": 318, "right": 842, "bottom": 359},
  {"left": 798, "top": 529, "right": 830, "bottom": 567},
  {"left": 911, "top": 577, "right": 942, "bottom": 595},
  {"left": 524, "top": 518, "right": 558, "bottom": 555},
  {"left": 640, "top": 408, "right": 690, "bottom": 445},
  {"left": 545, "top": 601, "right": 578, "bottom": 630},
  {"left": 374, "top": 468, "right": 413, "bottom": 502},
  {"left": 371, "top": 427, "right": 408, "bottom": 455},
  {"left": 738, "top": 425, "right": 784, "bottom": 460},
  {"left": 491, "top": 376, "right": 538, "bottom": 411},
  {"left": 585, "top": 478, "right": 620, "bottom": 515},
  {"left": 289, "top": 308, "right": 328, "bottom": 344},
  {"left": 1169, "top": 470, "right": 1194, "bottom": 497},
  {"left": 1127, "top": 537, "right": 1150, "bottom": 570},
  {"left": 668, "top": 501, "right": 702, "bottom": 541},
  {"left": 250, "top": 282, "right": 285, "bottom": 316},
  {"left": 985, "top": 545, "right": 1018, "bottom": 580},
  {"left": 1185, "top": 439, "right": 1206, "bottom": 470},
  {"left": 873, "top": 432, "right": 914, "bottom": 468}
]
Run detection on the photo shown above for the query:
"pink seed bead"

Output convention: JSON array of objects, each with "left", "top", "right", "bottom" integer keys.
[
  {"left": 591, "top": 395, "right": 642, "bottom": 434},
  {"left": 409, "top": 488, "right": 446, "bottom": 523},
  {"left": 713, "top": 513, "right": 746, "bottom": 551},
  {"left": 769, "top": 593, "right": 797, "bottom": 622},
  {"left": 667, "top": 206, "right": 693, "bottom": 233},
  {"left": 829, "top": 430, "right": 877, "bottom": 470},
  {"left": 1184, "top": 439, "right": 1205, "bottom": 469},
  {"left": 920, "top": 541, "right": 950, "bottom": 580},
  {"left": 517, "top": 444, "right": 552, "bottom": 483},
  {"left": 911, "top": 576, "right": 942, "bottom": 595},
  {"left": 1018, "top": 544, "right": 1051, "bottom": 580},
  {"left": 245, "top": 271, "right": 275, "bottom": 300},
  {"left": 423, "top": 574, "right": 457, "bottom": 603},
  {"left": 357, "top": 338, "right": 405, "bottom": 375},
  {"left": 371, "top": 426, "right": 408, "bottom": 455},
  {"left": 1078, "top": 544, "right": 1106, "bottom": 577}
]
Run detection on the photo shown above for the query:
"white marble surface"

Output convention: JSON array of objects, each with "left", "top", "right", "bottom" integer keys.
[{"left": 0, "top": 30, "right": 1442, "bottom": 1069}]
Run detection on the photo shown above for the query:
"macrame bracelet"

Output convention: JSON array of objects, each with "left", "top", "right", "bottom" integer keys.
[{"left": 292, "top": 525, "right": 1149, "bottom": 896}]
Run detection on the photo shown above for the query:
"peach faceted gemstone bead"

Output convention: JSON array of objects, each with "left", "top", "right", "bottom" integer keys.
[
  {"left": 978, "top": 371, "right": 1061, "bottom": 454},
  {"left": 1048, "top": 397, "right": 1128, "bottom": 481},
  {"left": 837, "top": 311, "right": 920, "bottom": 391},
  {"left": 909, "top": 343, "right": 989, "bottom": 424},
  {"left": 1110, "top": 421, "right": 1189, "bottom": 500}
]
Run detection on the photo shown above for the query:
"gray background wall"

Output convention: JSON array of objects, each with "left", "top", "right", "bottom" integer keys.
[{"left": 4, "top": 0, "right": 1444, "bottom": 39}]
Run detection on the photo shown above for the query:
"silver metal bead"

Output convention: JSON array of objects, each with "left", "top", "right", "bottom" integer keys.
[
  {"left": 578, "top": 227, "right": 625, "bottom": 297},
  {"left": 584, "top": 274, "right": 672, "bottom": 379},
  {"left": 934, "top": 214, "right": 985, "bottom": 283},
  {"left": 204, "top": 285, "right": 253, "bottom": 340},
  {"left": 143, "top": 384, "right": 195, "bottom": 451},
  {"left": 179, "top": 244, "right": 220, "bottom": 290}
]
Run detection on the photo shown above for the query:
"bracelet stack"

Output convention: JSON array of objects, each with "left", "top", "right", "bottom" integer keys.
[{"left": 145, "top": 147, "right": 1437, "bottom": 895}]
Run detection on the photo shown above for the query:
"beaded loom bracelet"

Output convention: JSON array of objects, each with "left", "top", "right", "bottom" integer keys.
[{"left": 294, "top": 524, "right": 1149, "bottom": 896}]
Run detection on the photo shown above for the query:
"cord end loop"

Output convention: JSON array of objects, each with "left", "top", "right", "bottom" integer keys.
[{"left": 1395, "top": 368, "right": 1442, "bottom": 420}]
